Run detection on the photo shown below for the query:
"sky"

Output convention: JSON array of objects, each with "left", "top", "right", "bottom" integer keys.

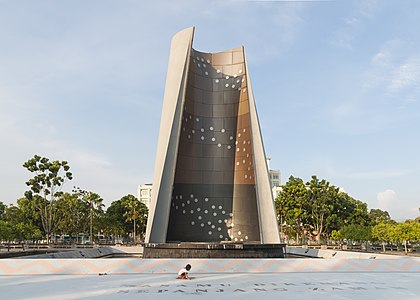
[{"left": 0, "top": 0, "right": 419, "bottom": 221}]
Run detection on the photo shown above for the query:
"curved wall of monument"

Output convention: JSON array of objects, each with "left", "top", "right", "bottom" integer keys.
[{"left": 166, "top": 47, "right": 261, "bottom": 243}]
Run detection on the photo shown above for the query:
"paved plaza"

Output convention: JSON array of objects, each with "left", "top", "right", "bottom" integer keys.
[
  {"left": 1, "top": 253, "right": 419, "bottom": 299},
  {"left": 1, "top": 271, "right": 419, "bottom": 299}
]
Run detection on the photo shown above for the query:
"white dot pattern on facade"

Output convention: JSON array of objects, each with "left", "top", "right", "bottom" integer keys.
[
  {"left": 178, "top": 55, "right": 254, "bottom": 240},
  {"left": 171, "top": 192, "right": 233, "bottom": 240}
]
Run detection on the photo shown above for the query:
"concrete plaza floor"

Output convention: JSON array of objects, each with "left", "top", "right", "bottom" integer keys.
[
  {"left": 1, "top": 248, "right": 419, "bottom": 299},
  {"left": 1, "top": 271, "right": 419, "bottom": 299}
]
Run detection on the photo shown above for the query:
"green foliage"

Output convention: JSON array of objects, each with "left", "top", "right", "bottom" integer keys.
[
  {"left": 104, "top": 198, "right": 131, "bottom": 237},
  {"left": 16, "top": 197, "right": 42, "bottom": 228},
  {"left": 275, "top": 175, "right": 370, "bottom": 243},
  {"left": 56, "top": 192, "right": 86, "bottom": 240},
  {"left": 2, "top": 205, "right": 25, "bottom": 224},
  {"left": 330, "top": 230, "right": 342, "bottom": 241},
  {"left": 102, "top": 195, "right": 148, "bottom": 243},
  {"left": 0, "top": 220, "right": 14, "bottom": 241},
  {"left": 2, "top": 155, "right": 151, "bottom": 245},
  {"left": 340, "top": 224, "right": 372, "bottom": 242},
  {"left": 306, "top": 176, "right": 338, "bottom": 241},
  {"left": 15, "top": 222, "right": 43, "bottom": 241},
  {"left": 393, "top": 221, "right": 420, "bottom": 243},
  {"left": 23, "top": 155, "right": 73, "bottom": 241},
  {"left": 23, "top": 155, "right": 72, "bottom": 199},
  {"left": 122, "top": 194, "right": 148, "bottom": 242},
  {"left": 369, "top": 209, "right": 394, "bottom": 226},
  {"left": 372, "top": 222, "right": 395, "bottom": 243},
  {"left": 275, "top": 176, "right": 309, "bottom": 241},
  {"left": 0, "top": 201, "right": 6, "bottom": 219}
]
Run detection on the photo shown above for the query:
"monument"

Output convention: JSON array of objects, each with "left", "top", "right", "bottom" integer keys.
[{"left": 143, "top": 27, "right": 284, "bottom": 258}]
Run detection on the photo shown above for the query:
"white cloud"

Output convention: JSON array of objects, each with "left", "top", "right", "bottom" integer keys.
[
  {"left": 364, "top": 40, "right": 420, "bottom": 98},
  {"left": 345, "top": 170, "right": 408, "bottom": 180},
  {"left": 362, "top": 39, "right": 402, "bottom": 89},
  {"left": 389, "top": 56, "right": 420, "bottom": 92},
  {"left": 376, "top": 189, "right": 420, "bottom": 221},
  {"left": 325, "top": 165, "right": 409, "bottom": 181},
  {"left": 330, "top": 0, "right": 380, "bottom": 50},
  {"left": 377, "top": 189, "right": 398, "bottom": 209},
  {"left": 235, "top": 1, "right": 306, "bottom": 62}
]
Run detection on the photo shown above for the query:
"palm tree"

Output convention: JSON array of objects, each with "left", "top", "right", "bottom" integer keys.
[
  {"left": 73, "top": 187, "right": 104, "bottom": 245},
  {"left": 85, "top": 192, "right": 104, "bottom": 245},
  {"left": 118, "top": 194, "right": 149, "bottom": 244},
  {"left": 123, "top": 195, "right": 141, "bottom": 244}
]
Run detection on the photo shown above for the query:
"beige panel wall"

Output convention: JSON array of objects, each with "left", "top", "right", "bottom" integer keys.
[
  {"left": 145, "top": 27, "right": 194, "bottom": 243},
  {"left": 243, "top": 48, "right": 281, "bottom": 244}
]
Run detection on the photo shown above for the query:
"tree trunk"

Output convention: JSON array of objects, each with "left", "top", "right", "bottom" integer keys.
[
  {"left": 133, "top": 219, "right": 136, "bottom": 245},
  {"left": 404, "top": 240, "right": 408, "bottom": 255},
  {"left": 382, "top": 242, "right": 385, "bottom": 252},
  {"left": 90, "top": 202, "right": 93, "bottom": 245}
]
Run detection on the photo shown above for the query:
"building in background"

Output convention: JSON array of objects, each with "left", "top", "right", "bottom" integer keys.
[
  {"left": 267, "top": 157, "right": 282, "bottom": 199},
  {"left": 137, "top": 183, "right": 152, "bottom": 209}
]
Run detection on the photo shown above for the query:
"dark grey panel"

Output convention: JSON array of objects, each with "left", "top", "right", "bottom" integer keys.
[
  {"left": 213, "top": 157, "right": 234, "bottom": 171},
  {"left": 167, "top": 183, "right": 258, "bottom": 243},
  {"left": 192, "top": 157, "right": 213, "bottom": 171},
  {"left": 202, "top": 144, "right": 223, "bottom": 158},
  {"left": 167, "top": 183, "right": 235, "bottom": 242},
  {"left": 194, "top": 74, "right": 212, "bottom": 91},
  {"left": 202, "top": 171, "right": 224, "bottom": 184},
  {"left": 223, "top": 91, "right": 238, "bottom": 104},
  {"left": 202, "top": 117, "right": 223, "bottom": 131},
  {"left": 223, "top": 118, "right": 237, "bottom": 131}
]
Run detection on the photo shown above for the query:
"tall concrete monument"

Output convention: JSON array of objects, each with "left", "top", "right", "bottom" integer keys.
[{"left": 144, "top": 27, "right": 283, "bottom": 258}]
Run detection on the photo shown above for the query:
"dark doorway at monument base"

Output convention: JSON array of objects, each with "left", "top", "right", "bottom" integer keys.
[{"left": 142, "top": 243, "right": 286, "bottom": 258}]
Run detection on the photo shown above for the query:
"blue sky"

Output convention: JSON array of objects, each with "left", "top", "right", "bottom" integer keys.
[{"left": 0, "top": 0, "right": 419, "bottom": 220}]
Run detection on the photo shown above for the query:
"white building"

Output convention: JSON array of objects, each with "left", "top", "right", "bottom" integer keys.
[
  {"left": 138, "top": 183, "right": 153, "bottom": 210},
  {"left": 267, "top": 157, "right": 281, "bottom": 199}
]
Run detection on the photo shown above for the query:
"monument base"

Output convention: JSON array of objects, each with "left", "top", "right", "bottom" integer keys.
[{"left": 142, "top": 242, "right": 286, "bottom": 258}]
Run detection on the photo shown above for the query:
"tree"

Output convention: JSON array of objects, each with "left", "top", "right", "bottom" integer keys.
[
  {"left": 72, "top": 188, "right": 104, "bottom": 244},
  {"left": 372, "top": 222, "right": 395, "bottom": 252},
  {"left": 23, "top": 155, "right": 72, "bottom": 243},
  {"left": 330, "top": 229, "right": 342, "bottom": 242},
  {"left": 369, "top": 209, "right": 394, "bottom": 226},
  {"left": 104, "top": 199, "right": 130, "bottom": 241},
  {"left": 340, "top": 224, "right": 372, "bottom": 244},
  {"left": 276, "top": 175, "right": 374, "bottom": 244},
  {"left": 85, "top": 192, "right": 104, "bottom": 244},
  {"left": 345, "top": 198, "right": 371, "bottom": 226},
  {"left": 122, "top": 194, "right": 148, "bottom": 244},
  {"left": 2, "top": 205, "right": 25, "bottom": 224},
  {"left": 0, "top": 201, "right": 6, "bottom": 219},
  {"left": 16, "top": 197, "right": 43, "bottom": 230},
  {"left": 56, "top": 192, "right": 85, "bottom": 243},
  {"left": 306, "top": 176, "right": 338, "bottom": 242},
  {"left": 275, "top": 176, "right": 310, "bottom": 243},
  {"left": 0, "top": 220, "right": 14, "bottom": 251},
  {"left": 15, "top": 222, "right": 43, "bottom": 249},
  {"left": 392, "top": 221, "right": 420, "bottom": 254}
]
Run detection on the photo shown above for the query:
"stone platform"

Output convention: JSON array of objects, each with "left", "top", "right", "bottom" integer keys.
[
  {"left": 1, "top": 250, "right": 419, "bottom": 299},
  {"left": 142, "top": 242, "right": 286, "bottom": 258},
  {"left": 0, "top": 261, "right": 419, "bottom": 299}
]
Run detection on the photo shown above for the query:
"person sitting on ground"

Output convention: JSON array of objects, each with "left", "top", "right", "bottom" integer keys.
[{"left": 177, "top": 264, "right": 191, "bottom": 280}]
